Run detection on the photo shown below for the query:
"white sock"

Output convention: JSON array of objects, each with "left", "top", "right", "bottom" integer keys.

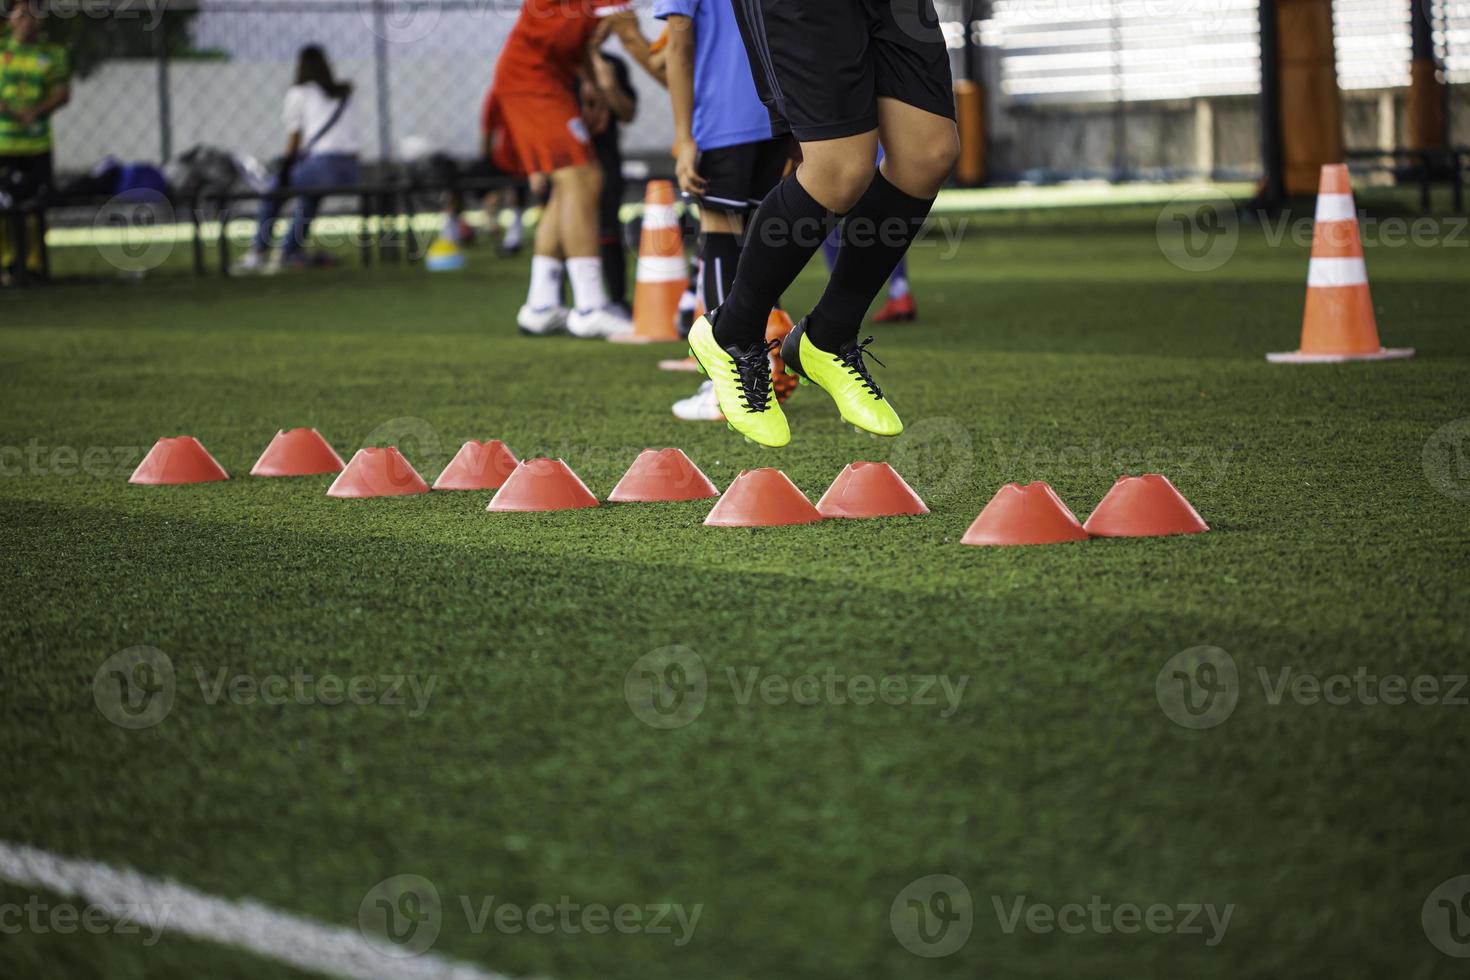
[
  {"left": 888, "top": 270, "right": 910, "bottom": 301},
  {"left": 502, "top": 212, "right": 523, "bottom": 248},
  {"left": 566, "top": 256, "right": 608, "bottom": 313},
  {"left": 528, "top": 255, "right": 563, "bottom": 309}
]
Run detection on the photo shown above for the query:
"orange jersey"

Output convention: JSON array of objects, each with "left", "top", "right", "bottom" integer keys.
[{"left": 491, "top": 0, "right": 631, "bottom": 97}]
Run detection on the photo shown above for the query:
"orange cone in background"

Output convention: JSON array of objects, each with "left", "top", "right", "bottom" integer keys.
[
  {"left": 486, "top": 458, "right": 599, "bottom": 512},
  {"left": 129, "top": 436, "right": 230, "bottom": 485},
  {"left": 1267, "top": 163, "right": 1414, "bottom": 363},
  {"left": 817, "top": 462, "right": 928, "bottom": 519},
  {"left": 767, "top": 309, "right": 798, "bottom": 403},
  {"left": 1082, "top": 474, "right": 1209, "bottom": 538},
  {"left": 615, "top": 180, "right": 686, "bottom": 344},
  {"left": 961, "top": 482, "right": 1088, "bottom": 546},
  {"left": 608, "top": 448, "right": 719, "bottom": 502},
  {"left": 433, "top": 439, "right": 519, "bottom": 491},
  {"left": 704, "top": 468, "right": 822, "bottom": 527},
  {"left": 326, "top": 447, "right": 429, "bottom": 498},
  {"left": 250, "top": 428, "right": 345, "bottom": 477}
]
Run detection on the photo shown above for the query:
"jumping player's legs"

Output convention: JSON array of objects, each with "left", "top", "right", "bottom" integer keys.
[
  {"left": 703, "top": 0, "right": 955, "bottom": 438},
  {"left": 804, "top": 97, "right": 955, "bottom": 347}
]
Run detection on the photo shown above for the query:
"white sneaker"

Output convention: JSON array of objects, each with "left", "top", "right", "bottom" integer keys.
[
  {"left": 517, "top": 304, "right": 569, "bottom": 336},
  {"left": 672, "top": 380, "right": 724, "bottom": 421},
  {"left": 567, "top": 305, "right": 633, "bottom": 340},
  {"left": 231, "top": 250, "right": 267, "bottom": 275}
]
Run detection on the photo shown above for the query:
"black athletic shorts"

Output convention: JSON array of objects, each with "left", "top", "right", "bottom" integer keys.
[
  {"left": 0, "top": 152, "right": 55, "bottom": 205},
  {"left": 697, "top": 136, "right": 791, "bottom": 213},
  {"left": 729, "top": 0, "right": 955, "bottom": 142}
]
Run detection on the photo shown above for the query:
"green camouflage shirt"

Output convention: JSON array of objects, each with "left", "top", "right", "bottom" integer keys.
[{"left": 0, "top": 38, "right": 70, "bottom": 155}]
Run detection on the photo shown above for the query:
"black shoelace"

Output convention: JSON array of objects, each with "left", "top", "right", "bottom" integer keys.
[
  {"left": 839, "top": 336, "right": 886, "bottom": 400},
  {"left": 730, "top": 340, "right": 778, "bottom": 413}
]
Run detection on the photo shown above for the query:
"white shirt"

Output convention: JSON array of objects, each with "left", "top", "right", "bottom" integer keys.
[{"left": 282, "top": 82, "right": 360, "bottom": 156}]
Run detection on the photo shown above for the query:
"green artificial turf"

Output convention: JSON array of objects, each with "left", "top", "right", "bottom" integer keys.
[{"left": 2, "top": 201, "right": 1469, "bottom": 979}]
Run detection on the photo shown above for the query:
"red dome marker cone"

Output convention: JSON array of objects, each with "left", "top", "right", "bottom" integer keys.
[
  {"left": 250, "top": 428, "right": 345, "bottom": 477},
  {"left": 433, "top": 439, "right": 519, "bottom": 491},
  {"left": 609, "top": 448, "right": 719, "bottom": 502},
  {"left": 704, "top": 468, "right": 822, "bottom": 527},
  {"left": 1083, "top": 474, "right": 1209, "bottom": 538},
  {"left": 326, "top": 447, "right": 429, "bottom": 498},
  {"left": 486, "top": 458, "right": 599, "bottom": 512},
  {"left": 961, "top": 482, "right": 1088, "bottom": 546},
  {"left": 129, "top": 436, "right": 229, "bottom": 485},
  {"left": 816, "top": 461, "right": 928, "bottom": 518}
]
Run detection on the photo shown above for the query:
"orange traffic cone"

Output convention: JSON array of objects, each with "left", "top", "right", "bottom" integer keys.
[
  {"left": 609, "top": 448, "right": 719, "bottom": 502},
  {"left": 433, "top": 439, "right": 519, "bottom": 491},
  {"left": 817, "top": 462, "right": 928, "bottom": 518},
  {"left": 704, "top": 468, "right": 822, "bottom": 527},
  {"left": 250, "top": 428, "right": 345, "bottom": 477},
  {"left": 1082, "top": 474, "right": 1208, "bottom": 538},
  {"left": 486, "top": 458, "right": 599, "bottom": 512},
  {"left": 615, "top": 180, "right": 687, "bottom": 344},
  {"left": 326, "top": 447, "right": 429, "bottom": 498},
  {"left": 961, "top": 482, "right": 1088, "bottom": 546},
  {"left": 129, "top": 436, "right": 230, "bottom": 485},
  {"left": 1267, "top": 164, "right": 1414, "bottom": 363}
]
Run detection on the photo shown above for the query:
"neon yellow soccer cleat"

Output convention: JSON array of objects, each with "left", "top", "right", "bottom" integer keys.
[
  {"left": 780, "top": 318, "right": 903, "bottom": 437},
  {"left": 686, "top": 310, "right": 791, "bottom": 448}
]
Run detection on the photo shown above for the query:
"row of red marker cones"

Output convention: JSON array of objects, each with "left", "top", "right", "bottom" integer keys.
[
  {"left": 126, "top": 433, "right": 927, "bottom": 521},
  {"left": 128, "top": 432, "right": 1206, "bottom": 540}
]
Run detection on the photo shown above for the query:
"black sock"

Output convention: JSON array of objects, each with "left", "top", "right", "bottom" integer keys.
[
  {"left": 808, "top": 170, "right": 935, "bottom": 352},
  {"left": 600, "top": 236, "right": 626, "bottom": 307},
  {"left": 715, "top": 173, "right": 834, "bottom": 348},
  {"left": 700, "top": 231, "right": 741, "bottom": 311}
]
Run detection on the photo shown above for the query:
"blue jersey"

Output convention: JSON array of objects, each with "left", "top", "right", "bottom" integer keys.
[{"left": 653, "top": 0, "right": 772, "bottom": 151}]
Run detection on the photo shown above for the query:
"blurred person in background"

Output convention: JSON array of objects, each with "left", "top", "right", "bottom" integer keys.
[
  {"left": 235, "top": 45, "right": 359, "bottom": 275},
  {"left": 0, "top": 0, "right": 69, "bottom": 286},
  {"left": 655, "top": 0, "right": 794, "bottom": 422},
  {"left": 579, "top": 47, "right": 637, "bottom": 313},
  {"left": 486, "top": 0, "right": 652, "bottom": 339}
]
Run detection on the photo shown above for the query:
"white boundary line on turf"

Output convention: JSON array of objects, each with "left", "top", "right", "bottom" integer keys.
[{"left": 0, "top": 840, "right": 519, "bottom": 980}]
